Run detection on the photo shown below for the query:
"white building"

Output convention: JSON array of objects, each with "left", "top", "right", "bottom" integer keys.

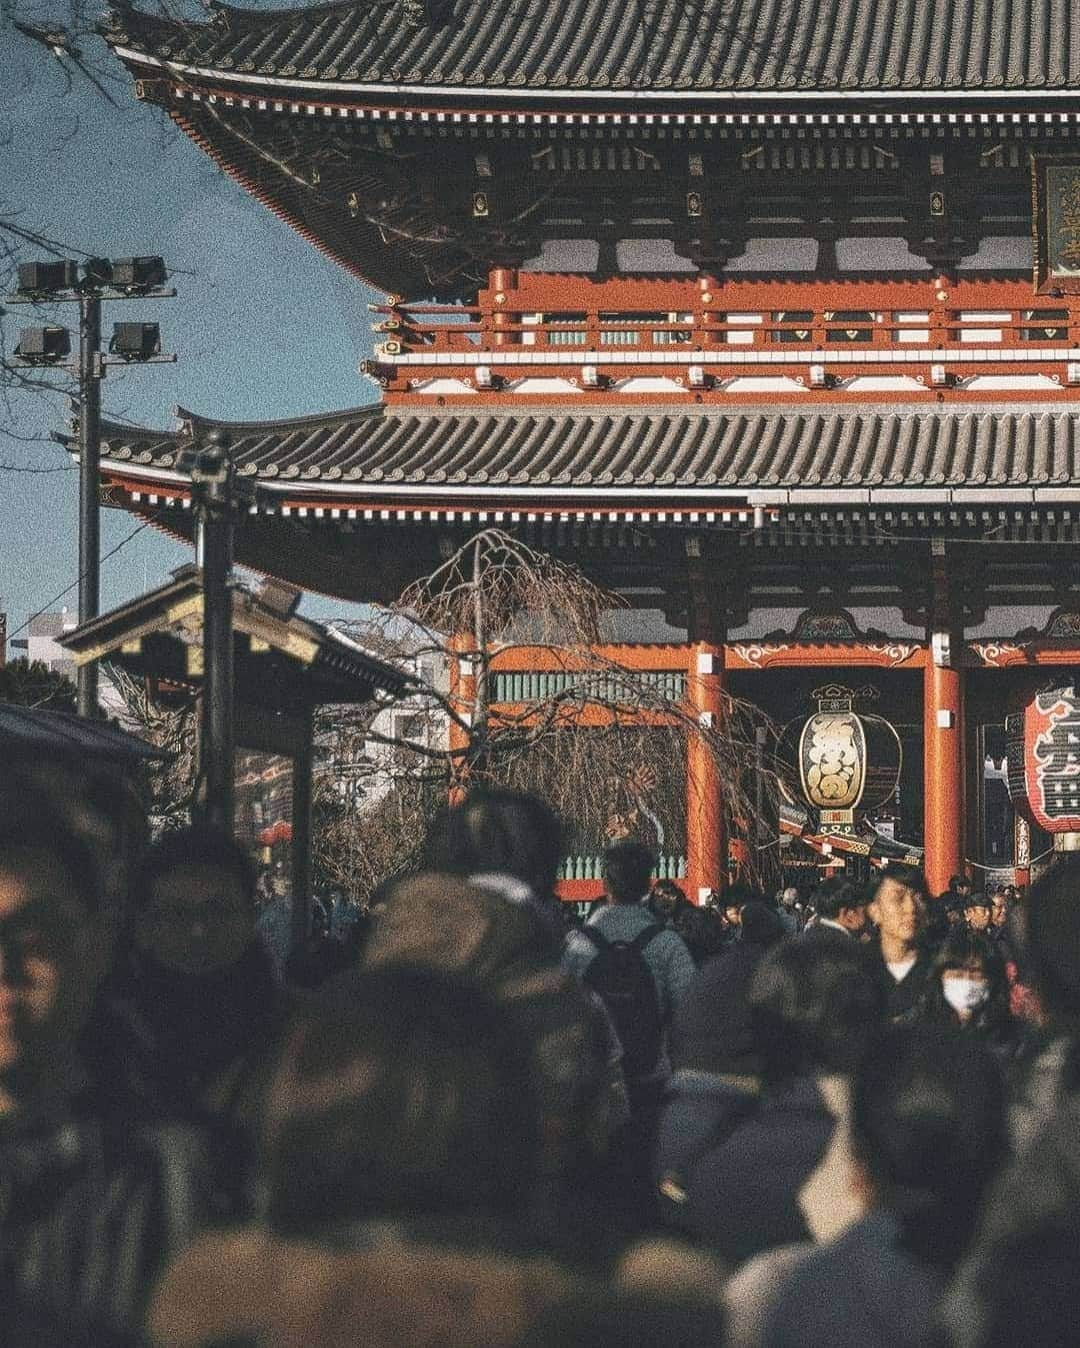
[{"left": 9, "top": 609, "right": 78, "bottom": 681}]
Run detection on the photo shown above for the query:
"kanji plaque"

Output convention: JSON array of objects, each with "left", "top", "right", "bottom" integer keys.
[{"left": 1032, "top": 156, "right": 1080, "bottom": 295}]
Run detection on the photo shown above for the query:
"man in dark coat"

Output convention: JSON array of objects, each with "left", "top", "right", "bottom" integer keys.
[
  {"left": 678, "top": 938, "right": 883, "bottom": 1264},
  {"left": 944, "top": 856, "right": 1080, "bottom": 1347},
  {"left": 864, "top": 864, "right": 933, "bottom": 1022},
  {"left": 801, "top": 877, "right": 869, "bottom": 945},
  {"left": 563, "top": 840, "right": 695, "bottom": 1232},
  {"left": 84, "top": 824, "right": 283, "bottom": 1134},
  {"left": 657, "top": 902, "right": 787, "bottom": 1229}
]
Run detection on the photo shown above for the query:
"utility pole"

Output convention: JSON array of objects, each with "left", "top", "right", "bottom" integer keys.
[
  {"left": 77, "top": 294, "right": 102, "bottom": 717},
  {"left": 179, "top": 428, "right": 252, "bottom": 833},
  {"left": 4, "top": 257, "right": 175, "bottom": 718}
]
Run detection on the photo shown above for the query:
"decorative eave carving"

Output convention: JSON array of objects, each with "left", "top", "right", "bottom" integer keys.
[
  {"left": 1017, "top": 605, "right": 1080, "bottom": 643},
  {"left": 971, "top": 606, "right": 1080, "bottom": 666}
]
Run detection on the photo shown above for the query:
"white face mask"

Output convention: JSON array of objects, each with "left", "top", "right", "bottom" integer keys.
[{"left": 942, "top": 977, "right": 990, "bottom": 1015}]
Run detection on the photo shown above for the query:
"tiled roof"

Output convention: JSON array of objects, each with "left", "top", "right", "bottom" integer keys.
[
  {"left": 0, "top": 706, "right": 166, "bottom": 764},
  {"left": 103, "top": 0, "right": 1080, "bottom": 96},
  {"left": 92, "top": 404, "right": 1080, "bottom": 491}
]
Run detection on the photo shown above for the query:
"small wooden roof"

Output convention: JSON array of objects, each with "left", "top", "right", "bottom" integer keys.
[{"left": 59, "top": 567, "right": 410, "bottom": 709}]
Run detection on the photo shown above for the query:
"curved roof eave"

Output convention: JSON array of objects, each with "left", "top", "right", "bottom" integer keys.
[
  {"left": 79, "top": 402, "right": 1080, "bottom": 506},
  {"left": 102, "top": 0, "right": 1080, "bottom": 102},
  {"left": 114, "top": 48, "right": 1080, "bottom": 105}
]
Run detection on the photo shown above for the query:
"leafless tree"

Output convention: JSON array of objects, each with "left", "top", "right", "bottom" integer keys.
[
  {"left": 105, "top": 663, "right": 198, "bottom": 828},
  {"left": 313, "top": 529, "right": 779, "bottom": 904}
]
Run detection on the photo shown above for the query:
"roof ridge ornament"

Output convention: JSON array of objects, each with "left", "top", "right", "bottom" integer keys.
[{"left": 401, "top": 0, "right": 451, "bottom": 27}]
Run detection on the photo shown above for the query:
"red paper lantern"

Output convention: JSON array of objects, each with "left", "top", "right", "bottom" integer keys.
[
  {"left": 1007, "top": 684, "right": 1080, "bottom": 833},
  {"left": 258, "top": 819, "right": 293, "bottom": 847}
]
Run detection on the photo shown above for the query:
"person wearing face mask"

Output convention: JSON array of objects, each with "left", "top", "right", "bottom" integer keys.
[{"left": 913, "top": 930, "right": 1024, "bottom": 1064}]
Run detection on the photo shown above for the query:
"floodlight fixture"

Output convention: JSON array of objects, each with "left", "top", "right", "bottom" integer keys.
[
  {"left": 82, "top": 257, "right": 114, "bottom": 288},
  {"left": 110, "top": 321, "right": 161, "bottom": 359},
  {"left": 14, "top": 325, "right": 71, "bottom": 361},
  {"left": 109, "top": 256, "right": 168, "bottom": 291},
  {"left": 16, "top": 260, "right": 79, "bottom": 295}
]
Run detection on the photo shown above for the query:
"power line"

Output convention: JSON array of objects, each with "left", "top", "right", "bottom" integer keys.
[
  {"left": 7, "top": 518, "right": 154, "bottom": 642},
  {"left": 0, "top": 220, "right": 99, "bottom": 262},
  {"left": 0, "top": 462, "right": 75, "bottom": 473}
]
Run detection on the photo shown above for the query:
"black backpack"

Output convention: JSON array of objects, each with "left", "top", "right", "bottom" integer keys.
[{"left": 582, "top": 923, "right": 665, "bottom": 1082}]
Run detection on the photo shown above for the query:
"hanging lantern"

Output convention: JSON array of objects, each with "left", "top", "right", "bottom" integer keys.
[
  {"left": 1007, "top": 685, "right": 1080, "bottom": 846},
  {"left": 258, "top": 819, "right": 293, "bottom": 847},
  {"left": 782, "top": 685, "right": 902, "bottom": 834}
]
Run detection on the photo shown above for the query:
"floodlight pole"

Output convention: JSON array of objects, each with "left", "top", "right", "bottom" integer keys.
[
  {"left": 77, "top": 294, "right": 103, "bottom": 719},
  {"left": 3, "top": 260, "right": 176, "bottom": 720}
]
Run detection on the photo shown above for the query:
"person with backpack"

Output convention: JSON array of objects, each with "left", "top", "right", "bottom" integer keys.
[{"left": 563, "top": 840, "right": 695, "bottom": 1233}]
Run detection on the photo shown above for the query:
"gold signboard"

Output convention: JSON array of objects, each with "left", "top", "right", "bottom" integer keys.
[{"left": 1032, "top": 155, "right": 1080, "bottom": 294}]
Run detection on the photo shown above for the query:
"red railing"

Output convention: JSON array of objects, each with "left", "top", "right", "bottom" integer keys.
[{"left": 363, "top": 277, "right": 1080, "bottom": 402}]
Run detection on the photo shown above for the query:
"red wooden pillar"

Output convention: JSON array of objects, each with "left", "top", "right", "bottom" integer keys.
[
  {"left": 686, "top": 633, "right": 726, "bottom": 904},
  {"left": 491, "top": 266, "right": 517, "bottom": 348},
  {"left": 448, "top": 632, "right": 475, "bottom": 805},
  {"left": 923, "top": 657, "right": 965, "bottom": 896}
]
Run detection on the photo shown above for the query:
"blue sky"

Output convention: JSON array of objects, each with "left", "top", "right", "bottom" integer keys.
[{"left": 1, "top": 13, "right": 381, "bottom": 642}]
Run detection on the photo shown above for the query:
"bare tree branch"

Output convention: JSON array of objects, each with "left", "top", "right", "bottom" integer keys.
[{"left": 313, "top": 530, "right": 779, "bottom": 904}]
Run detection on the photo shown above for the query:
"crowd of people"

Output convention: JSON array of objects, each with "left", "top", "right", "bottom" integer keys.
[{"left": 2, "top": 763, "right": 1079, "bottom": 1346}]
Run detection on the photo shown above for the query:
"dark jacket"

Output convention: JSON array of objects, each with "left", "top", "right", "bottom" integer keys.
[
  {"left": 867, "top": 944, "right": 934, "bottom": 1023},
  {"left": 0, "top": 1105, "right": 217, "bottom": 1344},
  {"left": 682, "top": 1073, "right": 837, "bottom": 1264},
  {"left": 657, "top": 922, "right": 794, "bottom": 1232},
  {"left": 669, "top": 938, "right": 776, "bottom": 1079},
  {"left": 763, "top": 1211, "right": 945, "bottom": 1348},
  {"left": 656, "top": 1072, "right": 758, "bottom": 1232},
  {"left": 944, "top": 1078, "right": 1080, "bottom": 1348},
  {"left": 83, "top": 940, "right": 282, "bottom": 1130}
]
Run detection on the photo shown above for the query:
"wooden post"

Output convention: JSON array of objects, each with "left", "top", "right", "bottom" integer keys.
[
  {"left": 448, "top": 632, "right": 474, "bottom": 805},
  {"left": 686, "top": 570, "right": 726, "bottom": 903},
  {"left": 923, "top": 655, "right": 965, "bottom": 897},
  {"left": 491, "top": 266, "right": 517, "bottom": 348},
  {"left": 290, "top": 705, "right": 314, "bottom": 953},
  {"left": 923, "top": 542, "right": 966, "bottom": 897}
]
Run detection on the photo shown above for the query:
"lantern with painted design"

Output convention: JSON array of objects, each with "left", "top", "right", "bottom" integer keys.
[
  {"left": 1007, "top": 684, "right": 1080, "bottom": 848},
  {"left": 781, "top": 685, "right": 902, "bottom": 835}
]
